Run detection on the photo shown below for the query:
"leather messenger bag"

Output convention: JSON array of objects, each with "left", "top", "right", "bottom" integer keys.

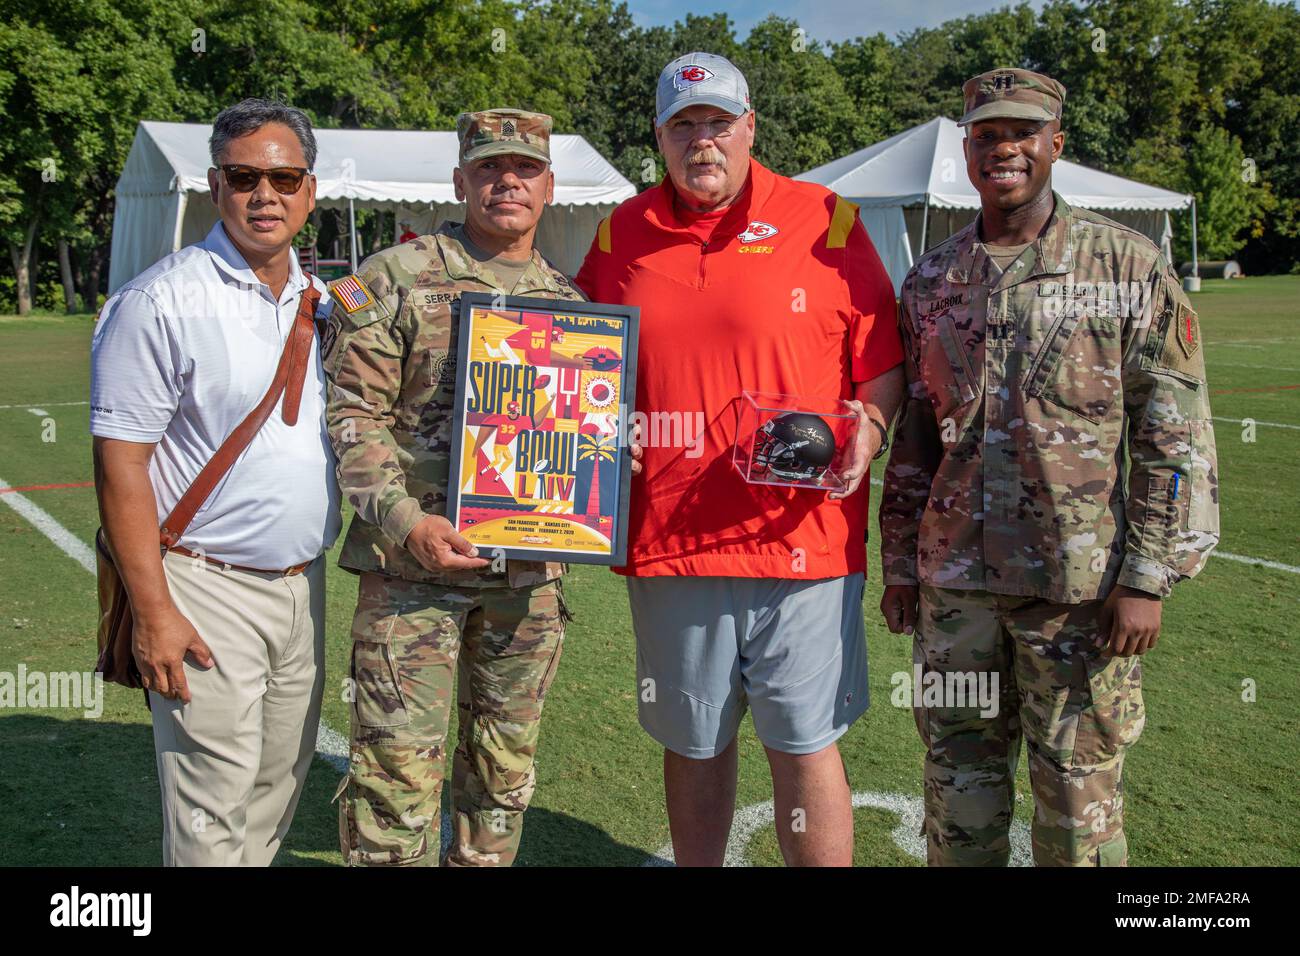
[{"left": 95, "top": 284, "right": 321, "bottom": 690}]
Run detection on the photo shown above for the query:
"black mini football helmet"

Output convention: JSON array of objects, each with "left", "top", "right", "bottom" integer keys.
[{"left": 751, "top": 412, "right": 836, "bottom": 482}]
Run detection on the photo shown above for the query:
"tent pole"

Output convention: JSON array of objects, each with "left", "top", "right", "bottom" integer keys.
[
  {"left": 919, "top": 194, "right": 930, "bottom": 253},
  {"left": 348, "top": 198, "right": 358, "bottom": 273},
  {"left": 1190, "top": 197, "right": 1199, "bottom": 278}
]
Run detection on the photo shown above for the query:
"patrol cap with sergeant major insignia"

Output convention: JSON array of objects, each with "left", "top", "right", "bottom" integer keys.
[
  {"left": 456, "top": 107, "right": 552, "bottom": 165},
  {"left": 958, "top": 68, "right": 1066, "bottom": 127}
]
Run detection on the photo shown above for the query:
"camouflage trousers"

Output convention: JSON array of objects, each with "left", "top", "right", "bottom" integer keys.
[
  {"left": 913, "top": 585, "right": 1145, "bottom": 867},
  {"left": 336, "top": 573, "right": 570, "bottom": 866}
]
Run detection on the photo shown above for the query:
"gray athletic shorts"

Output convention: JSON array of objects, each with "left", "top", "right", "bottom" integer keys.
[{"left": 625, "top": 573, "right": 869, "bottom": 758}]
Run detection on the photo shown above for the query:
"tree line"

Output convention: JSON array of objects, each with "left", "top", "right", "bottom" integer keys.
[{"left": 3, "top": 0, "right": 1296, "bottom": 314}]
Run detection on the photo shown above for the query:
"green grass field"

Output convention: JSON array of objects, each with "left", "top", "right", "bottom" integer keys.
[{"left": 1, "top": 276, "right": 1297, "bottom": 866}]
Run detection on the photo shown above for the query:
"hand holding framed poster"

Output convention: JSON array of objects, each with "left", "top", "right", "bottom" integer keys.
[{"left": 446, "top": 292, "right": 639, "bottom": 565}]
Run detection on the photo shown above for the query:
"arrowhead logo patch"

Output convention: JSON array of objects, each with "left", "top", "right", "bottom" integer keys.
[
  {"left": 738, "top": 220, "right": 779, "bottom": 243},
  {"left": 674, "top": 65, "right": 714, "bottom": 90}
]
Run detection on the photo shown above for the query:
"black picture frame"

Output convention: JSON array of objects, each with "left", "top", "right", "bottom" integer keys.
[{"left": 446, "top": 292, "right": 639, "bottom": 566}]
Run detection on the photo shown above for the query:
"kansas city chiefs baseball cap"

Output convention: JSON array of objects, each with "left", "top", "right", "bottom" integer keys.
[{"left": 655, "top": 52, "right": 751, "bottom": 127}]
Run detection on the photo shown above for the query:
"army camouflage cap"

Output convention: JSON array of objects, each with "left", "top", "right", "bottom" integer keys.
[
  {"left": 457, "top": 108, "right": 552, "bottom": 164},
  {"left": 958, "top": 68, "right": 1066, "bottom": 127}
]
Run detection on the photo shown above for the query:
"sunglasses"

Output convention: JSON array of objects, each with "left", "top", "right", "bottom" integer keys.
[{"left": 219, "top": 164, "right": 309, "bottom": 195}]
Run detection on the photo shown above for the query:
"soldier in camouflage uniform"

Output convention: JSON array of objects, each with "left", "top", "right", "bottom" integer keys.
[
  {"left": 879, "top": 70, "right": 1219, "bottom": 866},
  {"left": 324, "top": 109, "right": 584, "bottom": 866}
]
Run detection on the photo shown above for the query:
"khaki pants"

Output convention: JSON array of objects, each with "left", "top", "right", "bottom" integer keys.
[{"left": 150, "top": 550, "right": 325, "bottom": 866}]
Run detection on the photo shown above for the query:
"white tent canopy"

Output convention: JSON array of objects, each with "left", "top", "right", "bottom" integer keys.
[
  {"left": 109, "top": 120, "right": 636, "bottom": 293},
  {"left": 797, "top": 117, "right": 1196, "bottom": 292}
]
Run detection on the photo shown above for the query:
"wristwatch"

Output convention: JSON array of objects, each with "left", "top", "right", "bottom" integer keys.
[{"left": 869, "top": 417, "right": 891, "bottom": 459}]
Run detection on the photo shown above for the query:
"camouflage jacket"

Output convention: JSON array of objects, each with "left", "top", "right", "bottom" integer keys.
[
  {"left": 324, "top": 222, "right": 586, "bottom": 588},
  {"left": 880, "top": 193, "right": 1219, "bottom": 603}
]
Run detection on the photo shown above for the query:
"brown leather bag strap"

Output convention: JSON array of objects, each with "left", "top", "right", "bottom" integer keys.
[
  {"left": 160, "top": 284, "right": 321, "bottom": 548},
  {"left": 281, "top": 283, "right": 323, "bottom": 427}
]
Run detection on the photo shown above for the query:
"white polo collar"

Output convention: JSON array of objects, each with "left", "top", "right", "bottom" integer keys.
[{"left": 204, "top": 221, "right": 308, "bottom": 302}]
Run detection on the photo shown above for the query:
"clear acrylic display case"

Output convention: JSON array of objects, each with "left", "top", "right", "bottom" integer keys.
[{"left": 732, "top": 390, "right": 855, "bottom": 492}]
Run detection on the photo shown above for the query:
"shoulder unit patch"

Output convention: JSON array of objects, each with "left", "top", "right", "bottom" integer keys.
[
  {"left": 1154, "top": 300, "right": 1204, "bottom": 383},
  {"left": 1175, "top": 302, "right": 1200, "bottom": 359}
]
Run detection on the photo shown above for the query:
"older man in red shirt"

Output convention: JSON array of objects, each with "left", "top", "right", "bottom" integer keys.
[{"left": 577, "top": 52, "right": 904, "bottom": 866}]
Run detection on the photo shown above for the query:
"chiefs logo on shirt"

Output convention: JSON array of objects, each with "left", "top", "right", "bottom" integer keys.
[
  {"left": 738, "top": 220, "right": 779, "bottom": 244},
  {"left": 673, "top": 65, "right": 715, "bottom": 89}
]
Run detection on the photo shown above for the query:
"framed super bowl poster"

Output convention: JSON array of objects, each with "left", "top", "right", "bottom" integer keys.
[{"left": 446, "top": 292, "right": 640, "bottom": 565}]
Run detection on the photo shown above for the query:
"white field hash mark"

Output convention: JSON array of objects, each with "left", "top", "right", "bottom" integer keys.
[{"left": 0, "top": 400, "right": 88, "bottom": 411}]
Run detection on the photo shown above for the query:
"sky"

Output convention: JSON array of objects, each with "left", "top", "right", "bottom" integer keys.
[{"left": 624, "top": 0, "right": 1051, "bottom": 43}]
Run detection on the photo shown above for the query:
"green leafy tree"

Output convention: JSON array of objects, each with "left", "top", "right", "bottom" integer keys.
[
  {"left": 1180, "top": 124, "right": 1271, "bottom": 260},
  {"left": 1201, "top": 0, "right": 1300, "bottom": 271},
  {"left": 829, "top": 32, "right": 897, "bottom": 147},
  {"left": 175, "top": 0, "right": 397, "bottom": 125},
  {"left": 1, "top": 0, "right": 197, "bottom": 313},
  {"left": 736, "top": 16, "right": 866, "bottom": 176}
]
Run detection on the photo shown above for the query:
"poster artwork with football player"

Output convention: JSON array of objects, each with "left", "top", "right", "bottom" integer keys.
[{"left": 447, "top": 293, "right": 640, "bottom": 564}]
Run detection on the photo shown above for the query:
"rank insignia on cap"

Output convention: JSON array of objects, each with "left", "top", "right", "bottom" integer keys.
[{"left": 329, "top": 274, "right": 375, "bottom": 314}]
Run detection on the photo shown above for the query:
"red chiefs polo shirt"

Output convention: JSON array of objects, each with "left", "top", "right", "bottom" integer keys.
[{"left": 575, "top": 159, "right": 902, "bottom": 579}]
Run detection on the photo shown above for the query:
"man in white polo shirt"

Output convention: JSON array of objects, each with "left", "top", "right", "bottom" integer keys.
[{"left": 90, "top": 99, "right": 340, "bottom": 866}]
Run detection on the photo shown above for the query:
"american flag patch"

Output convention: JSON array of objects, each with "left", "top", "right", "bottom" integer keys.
[{"left": 329, "top": 274, "right": 374, "bottom": 314}]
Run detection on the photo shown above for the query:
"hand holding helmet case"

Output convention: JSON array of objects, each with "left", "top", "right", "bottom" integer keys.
[{"left": 733, "top": 390, "right": 854, "bottom": 492}]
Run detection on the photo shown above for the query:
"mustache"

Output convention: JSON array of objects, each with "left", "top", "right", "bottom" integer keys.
[{"left": 688, "top": 147, "right": 727, "bottom": 166}]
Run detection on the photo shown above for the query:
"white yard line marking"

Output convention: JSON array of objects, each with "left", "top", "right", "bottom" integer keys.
[
  {"left": 869, "top": 481, "right": 1298, "bottom": 574},
  {"left": 5, "top": 452, "right": 1298, "bottom": 869},
  {"left": 315, "top": 721, "right": 350, "bottom": 774},
  {"left": 0, "top": 400, "right": 88, "bottom": 411},
  {"left": 645, "top": 791, "right": 1033, "bottom": 867},
  {"left": 0, "top": 474, "right": 349, "bottom": 774},
  {"left": 1213, "top": 416, "right": 1300, "bottom": 431},
  {"left": 0, "top": 477, "right": 95, "bottom": 574},
  {"left": 1215, "top": 551, "right": 1300, "bottom": 575},
  {"left": 26, "top": 408, "right": 49, "bottom": 417},
  {"left": 1205, "top": 338, "right": 1300, "bottom": 347},
  {"left": 1211, "top": 362, "right": 1300, "bottom": 373}
]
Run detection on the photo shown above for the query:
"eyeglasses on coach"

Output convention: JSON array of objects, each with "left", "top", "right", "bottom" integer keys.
[{"left": 663, "top": 113, "right": 745, "bottom": 141}]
